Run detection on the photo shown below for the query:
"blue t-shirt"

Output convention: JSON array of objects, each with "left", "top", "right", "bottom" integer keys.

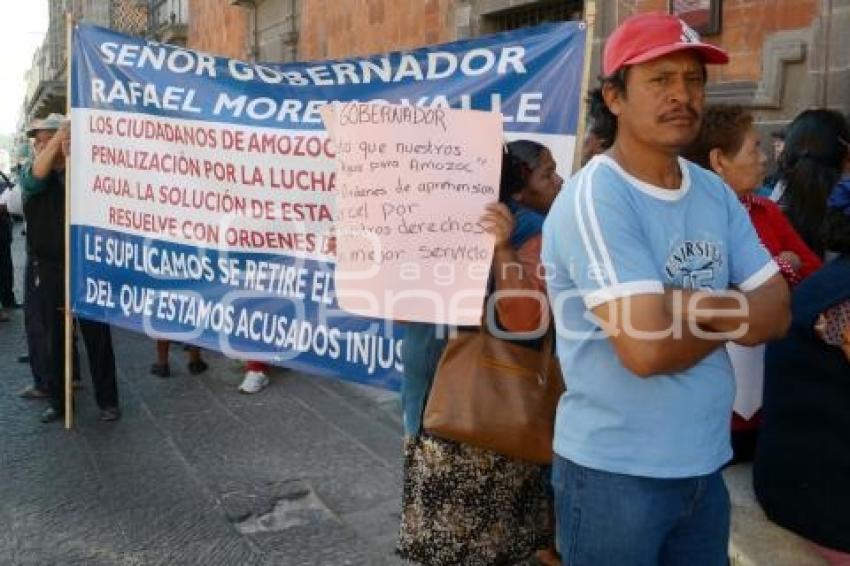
[{"left": 542, "top": 154, "right": 778, "bottom": 478}]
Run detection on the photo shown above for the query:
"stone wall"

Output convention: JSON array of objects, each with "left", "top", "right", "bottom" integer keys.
[
  {"left": 185, "top": 1, "right": 848, "bottom": 122},
  {"left": 599, "top": 0, "right": 850, "bottom": 126},
  {"left": 809, "top": 0, "right": 850, "bottom": 112},
  {"left": 298, "top": 0, "right": 457, "bottom": 61},
  {"left": 601, "top": 0, "right": 818, "bottom": 83},
  {"left": 254, "top": 0, "right": 299, "bottom": 62},
  {"left": 187, "top": 0, "right": 250, "bottom": 59}
]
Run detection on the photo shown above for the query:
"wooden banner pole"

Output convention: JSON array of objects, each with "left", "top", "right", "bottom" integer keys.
[
  {"left": 571, "top": 0, "right": 598, "bottom": 176},
  {"left": 64, "top": 12, "right": 74, "bottom": 430}
]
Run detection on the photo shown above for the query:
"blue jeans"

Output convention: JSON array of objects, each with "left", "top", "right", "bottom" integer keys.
[{"left": 552, "top": 455, "right": 730, "bottom": 566}]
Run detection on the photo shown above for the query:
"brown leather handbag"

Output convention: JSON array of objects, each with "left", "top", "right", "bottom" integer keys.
[{"left": 422, "top": 327, "right": 565, "bottom": 464}]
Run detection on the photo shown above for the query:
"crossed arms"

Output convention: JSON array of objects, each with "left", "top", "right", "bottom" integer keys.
[{"left": 592, "top": 275, "right": 790, "bottom": 377}]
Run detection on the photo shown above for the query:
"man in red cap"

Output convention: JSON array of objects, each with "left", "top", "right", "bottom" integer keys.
[{"left": 542, "top": 13, "right": 790, "bottom": 564}]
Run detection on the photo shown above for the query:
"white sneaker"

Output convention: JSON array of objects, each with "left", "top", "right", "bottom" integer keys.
[{"left": 238, "top": 370, "right": 269, "bottom": 394}]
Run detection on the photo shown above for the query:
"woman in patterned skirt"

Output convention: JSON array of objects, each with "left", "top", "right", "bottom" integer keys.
[{"left": 397, "top": 140, "right": 563, "bottom": 565}]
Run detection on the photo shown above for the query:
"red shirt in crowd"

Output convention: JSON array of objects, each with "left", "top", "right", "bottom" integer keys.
[{"left": 740, "top": 194, "right": 822, "bottom": 285}]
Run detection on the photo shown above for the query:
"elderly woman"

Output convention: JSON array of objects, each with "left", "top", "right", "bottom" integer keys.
[
  {"left": 684, "top": 104, "right": 821, "bottom": 285},
  {"left": 684, "top": 104, "right": 822, "bottom": 461}
]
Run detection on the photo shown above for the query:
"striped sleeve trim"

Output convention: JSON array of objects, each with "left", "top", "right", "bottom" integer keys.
[
  {"left": 573, "top": 160, "right": 619, "bottom": 288},
  {"left": 738, "top": 261, "right": 780, "bottom": 292}
]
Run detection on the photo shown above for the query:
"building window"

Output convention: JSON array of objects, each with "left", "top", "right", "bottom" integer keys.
[{"left": 483, "top": 0, "right": 583, "bottom": 33}]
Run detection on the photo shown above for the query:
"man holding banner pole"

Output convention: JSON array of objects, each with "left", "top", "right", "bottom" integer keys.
[
  {"left": 20, "top": 114, "right": 121, "bottom": 424},
  {"left": 543, "top": 14, "right": 790, "bottom": 564}
]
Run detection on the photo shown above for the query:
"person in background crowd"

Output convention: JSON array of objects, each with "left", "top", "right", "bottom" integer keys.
[
  {"left": 684, "top": 105, "right": 821, "bottom": 285},
  {"left": 754, "top": 180, "right": 850, "bottom": 565},
  {"left": 8, "top": 153, "right": 53, "bottom": 397},
  {"left": 20, "top": 114, "right": 121, "bottom": 423},
  {"left": 542, "top": 14, "right": 790, "bottom": 565},
  {"left": 756, "top": 128, "right": 786, "bottom": 199},
  {"left": 397, "top": 140, "right": 563, "bottom": 566},
  {"left": 0, "top": 169, "right": 17, "bottom": 322},
  {"left": 771, "top": 128, "right": 786, "bottom": 163},
  {"left": 4, "top": 168, "right": 24, "bottom": 220},
  {"left": 581, "top": 88, "right": 616, "bottom": 165},
  {"left": 683, "top": 104, "right": 822, "bottom": 462},
  {"left": 150, "top": 340, "right": 208, "bottom": 378},
  {"left": 772, "top": 109, "right": 850, "bottom": 256},
  {"left": 148, "top": 342, "right": 270, "bottom": 392},
  {"left": 17, "top": 125, "right": 54, "bottom": 400},
  {"left": 10, "top": 142, "right": 31, "bottom": 226},
  {"left": 9, "top": 156, "right": 52, "bottom": 399}
]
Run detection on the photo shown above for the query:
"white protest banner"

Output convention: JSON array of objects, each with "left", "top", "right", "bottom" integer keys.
[{"left": 69, "top": 22, "right": 587, "bottom": 389}]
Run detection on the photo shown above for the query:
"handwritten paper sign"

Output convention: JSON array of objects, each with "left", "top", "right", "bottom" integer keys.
[{"left": 322, "top": 102, "right": 502, "bottom": 325}]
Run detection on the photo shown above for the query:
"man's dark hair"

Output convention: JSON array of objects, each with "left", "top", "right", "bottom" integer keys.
[
  {"left": 589, "top": 69, "right": 629, "bottom": 146},
  {"left": 780, "top": 108, "right": 850, "bottom": 255},
  {"left": 586, "top": 88, "right": 616, "bottom": 149},
  {"left": 499, "top": 140, "right": 546, "bottom": 203},
  {"left": 601, "top": 68, "right": 630, "bottom": 96}
]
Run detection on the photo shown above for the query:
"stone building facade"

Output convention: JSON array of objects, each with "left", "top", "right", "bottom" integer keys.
[
  {"left": 188, "top": 0, "right": 298, "bottom": 62},
  {"left": 597, "top": 0, "right": 849, "bottom": 131},
  {"left": 187, "top": 0, "right": 250, "bottom": 58},
  {"left": 297, "top": 0, "right": 458, "bottom": 61},
  {"left": 184, "top": 0, "right": 850, "bottom": 127},
  {"left": 19, "top": 0, "right": 850, "bottom": 133},
  {"left": 22, "top": 0, "right": 150, "bottom": 125}
]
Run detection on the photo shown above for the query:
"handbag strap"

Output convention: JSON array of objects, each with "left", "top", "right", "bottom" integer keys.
[
  {"left": 479, "top": 263, "right": 558, "bottom": 384},
  {"left": 537, "top": 325, "right": 556, "bottom": 384},
  {"left": 476, "top": 306, "right": 557, "bottom": 385}
]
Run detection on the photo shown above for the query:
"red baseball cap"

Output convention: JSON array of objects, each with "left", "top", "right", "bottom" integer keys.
[{"left": 603, "top": 13, "right": 729, "bottom": 77}]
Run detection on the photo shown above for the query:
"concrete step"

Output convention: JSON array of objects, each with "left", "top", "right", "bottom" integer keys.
[{"left": 724, "top": 464, "right": 826, "bottom": 566}]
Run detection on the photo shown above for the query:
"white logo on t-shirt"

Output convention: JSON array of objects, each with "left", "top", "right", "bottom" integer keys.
[
  {"left": 680, "top": 21, "right": 701, "bottom": 44},
  {"left": 665, "top": 240, "right": 722, "bottom": 290}
]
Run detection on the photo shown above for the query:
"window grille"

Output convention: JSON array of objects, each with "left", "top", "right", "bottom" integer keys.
[{"left": 484, "top": 1, "right": 583, "bottom": 33}]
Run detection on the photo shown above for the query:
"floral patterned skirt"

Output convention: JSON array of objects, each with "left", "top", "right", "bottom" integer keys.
[{"left": 396, "top": 434, "right": 553, "bottom": 565}]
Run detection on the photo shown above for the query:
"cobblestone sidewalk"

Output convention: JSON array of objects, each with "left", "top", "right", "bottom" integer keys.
[{"left": 0, "top": 223, "right": 405, "bottom": 565}]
